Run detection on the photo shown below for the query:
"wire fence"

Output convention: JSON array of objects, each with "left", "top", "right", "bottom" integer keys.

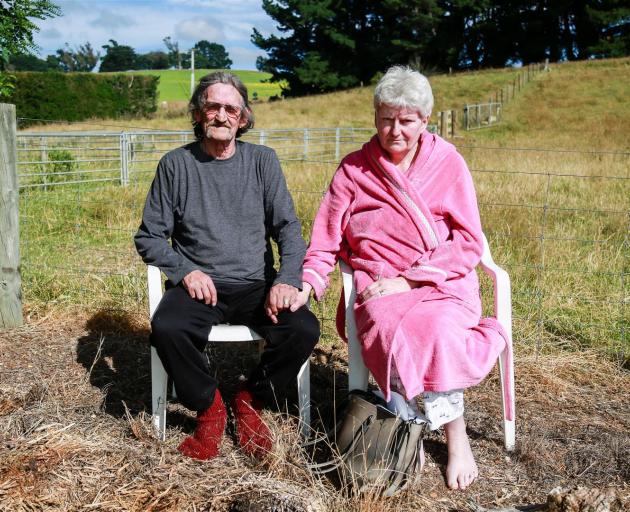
[
  {"left": 14, "top": 126, "right": 629, "bottom": 363},
  {"left": 16, "top": 128, "right": 377, "bottom": 189}
]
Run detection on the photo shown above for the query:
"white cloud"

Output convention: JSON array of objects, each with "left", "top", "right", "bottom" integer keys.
[
  {"left": 89, "top": 10, "right": 135, "bottom": 30},
  {"left": 175, "top": 19, "right": 224, "bottom": 42},
  {"left": 227, "top": 46, "right": 265, "bottom": 69},
  {"left": 40, "top": 28, "right": 62, "bottom": 40}
]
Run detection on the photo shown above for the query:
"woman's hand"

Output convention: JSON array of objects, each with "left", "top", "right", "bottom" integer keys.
[
  {"left": 265, "top": 283, "right": 299, "bottom": 324},
  {"left": 289, "top": 282, "right": 313, "bottom": 312},
  {"left": 360, "top": 277, "right": 418, "bottom": 302}
]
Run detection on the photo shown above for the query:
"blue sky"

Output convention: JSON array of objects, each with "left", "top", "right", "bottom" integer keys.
[{"left": 32, "top": 0, "right": 277, "bottom": 70}]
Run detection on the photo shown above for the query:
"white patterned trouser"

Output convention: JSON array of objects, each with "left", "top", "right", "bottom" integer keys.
[{"left": 390, "top": 365, "right": 464, "bottom": 430}]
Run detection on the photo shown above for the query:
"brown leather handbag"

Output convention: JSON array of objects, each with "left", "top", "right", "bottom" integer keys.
[{"left": 309, "top": 391, "right": 426, "bottom": 497}]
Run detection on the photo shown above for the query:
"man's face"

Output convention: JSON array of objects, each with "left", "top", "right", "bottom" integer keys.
[{"left": 195, "top": 83, "right": 248, "bottom": 144}]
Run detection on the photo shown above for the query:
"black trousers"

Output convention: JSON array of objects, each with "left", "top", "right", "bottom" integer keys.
[{"left": 150, "top": 280, "right": 320, "bottom": 412}]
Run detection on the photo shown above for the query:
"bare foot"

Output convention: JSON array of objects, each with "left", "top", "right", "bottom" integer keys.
[{"left": 444, "top": 415, "right": 478, "bottom": 490}]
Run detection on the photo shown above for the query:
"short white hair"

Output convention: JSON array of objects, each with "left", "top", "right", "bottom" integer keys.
[{"left": 374, "top": 65, "right": 434, "bottom": 117}]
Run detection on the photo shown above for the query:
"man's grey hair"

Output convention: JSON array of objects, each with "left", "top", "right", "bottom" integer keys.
[
  {"left": 373, "top": 65, "right": 434, "bottom": 118},
  {"left": 189, "top": 71, "right": 255, "bottom": 140}
]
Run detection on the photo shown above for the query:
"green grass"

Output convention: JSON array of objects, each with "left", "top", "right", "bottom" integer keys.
[
  {"left": 16, "top": 58, "right": 630, "bottom": 361},
  {"left": 133, "top": 69, "right": 284, "bottom": 102}
]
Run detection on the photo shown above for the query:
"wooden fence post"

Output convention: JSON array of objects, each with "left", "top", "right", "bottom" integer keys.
[{"left": 0, "top": 103, "right": 23, "bottom": 328}]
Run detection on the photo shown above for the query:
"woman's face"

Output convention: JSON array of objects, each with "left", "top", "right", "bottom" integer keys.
[{"left": 375, "top": 104, "right": 428, "bottom": 161}]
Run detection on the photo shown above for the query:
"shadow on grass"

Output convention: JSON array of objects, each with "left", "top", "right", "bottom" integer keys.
[
  {"left": 75, "top": 310, "right": 153, "bottom": 418},
  {"left": 74, "top": 311, "right": 348, "bottom": 435}
]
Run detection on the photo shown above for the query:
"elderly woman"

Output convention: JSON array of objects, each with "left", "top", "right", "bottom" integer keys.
[{"left": 291, "top": 66, "right": 509, "bottom": 490}]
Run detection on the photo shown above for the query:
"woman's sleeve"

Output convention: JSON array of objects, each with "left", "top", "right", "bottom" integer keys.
[
  {"left": 401, "top": 154, "right": 483, "bottom": 285},
  {"left": 302, "top": 163, "right": 356, "bottom": 300}
]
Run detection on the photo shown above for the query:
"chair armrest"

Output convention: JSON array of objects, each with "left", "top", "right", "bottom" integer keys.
[
  {"left": 147, "top": 265, "right": 164, "bottom": 319},
  {"left": 478, "top": 234, "right": 513, "bottom": 344}
]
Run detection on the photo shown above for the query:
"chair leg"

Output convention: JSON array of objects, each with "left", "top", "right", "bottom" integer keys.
[
  {"left": 297, "top": 359, "right": 311, "bottom": 438},
  {"left": 348, "top": 331, "right": 369, "bottom": 392},
  {"left": 151, "top": 347, "right": 168, "bottom": 441},
  {"left": 498, "top": 346, "right": 516, "bottom": 451}
]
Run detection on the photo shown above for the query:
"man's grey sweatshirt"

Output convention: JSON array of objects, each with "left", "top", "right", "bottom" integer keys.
[{"left": 134, "top": 140, "right": 306, "bottom": 288}]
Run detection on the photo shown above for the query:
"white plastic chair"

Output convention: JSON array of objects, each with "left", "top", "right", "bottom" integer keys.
[
  {"left": 339, "top": 233, "right": 516, "bottom": 451},
  {"left": 147, "top": 265, "right": 311, "bottom": 441}
]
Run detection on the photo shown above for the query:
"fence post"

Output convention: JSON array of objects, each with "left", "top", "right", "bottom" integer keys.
[
  {"left": 39, "top": 136, "right": 49, "bottom": 190},
  {"left": 259, "top": 130, "right": 266, "bottom": 146},
  {"left": 335, "top": 127, "right": 340, "bottom": 161},
  {"left": 0, "top": 104, "right": 23, "bottom": 328},
  {"left": 451, "top": 110, "right": 456, "bottom": 138},
  {"left": 477, "top": 104, "right": 481, "bottom": 128},
  {"left": 40, "top": 136, "right": 47, "bottom": 165},
  {"left": 119, "top": 132, "right": 129, "bottom": 186},
  {"left": 463, "top": 105, "right": 469, "bottom": 131},
  {"left": 303, "top": 128, "right": 309, "bottom": 161}
]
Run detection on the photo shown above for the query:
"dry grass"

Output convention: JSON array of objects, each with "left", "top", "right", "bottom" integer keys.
[
  {"left": 1, "top": 316, "right": 628, "bottom": 511},
  {"left": 467, "top": 58, "right": 630, "bottom": 150},
  {"left": 17, "top": 63, "right": 532, "bottom": 133}
]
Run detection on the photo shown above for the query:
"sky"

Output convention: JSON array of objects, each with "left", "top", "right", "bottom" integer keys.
[{"left": 32, "top": 0, "right": 277, "bottom": 70}]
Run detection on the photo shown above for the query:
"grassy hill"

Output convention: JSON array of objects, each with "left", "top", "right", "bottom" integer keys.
[
  {"left": 39, "top": 58, "right": 629, "bottom": 150},
  {"left": 134, "top": 68, "right": 283, "bottom": 102}
]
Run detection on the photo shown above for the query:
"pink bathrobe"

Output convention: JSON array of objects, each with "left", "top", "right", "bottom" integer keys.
[{"left": 303, "top": 132, "right": 508, "bottom": 402}]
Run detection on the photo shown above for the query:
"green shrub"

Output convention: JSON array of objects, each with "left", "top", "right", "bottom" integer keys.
[
  {"left": 9, "top": 72, "right": 159, "bottom": 127},
  {"left": 37, "top": 149, "right": 77, "bottom": 185}
]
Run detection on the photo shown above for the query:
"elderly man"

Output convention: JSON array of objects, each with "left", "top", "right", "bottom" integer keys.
[{"left": 135, "top": 72, "right": 320, "bottom": 461}]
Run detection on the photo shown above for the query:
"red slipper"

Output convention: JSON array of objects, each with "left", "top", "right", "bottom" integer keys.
[
  {"left": 231, "top": 388, "right": 273, "bottom": 458},
  {"left": 178, "top": 389, "right": 227, "bottom": 460}
]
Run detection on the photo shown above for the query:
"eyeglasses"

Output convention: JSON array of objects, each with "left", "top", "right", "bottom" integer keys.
[{"left": 201, "top": 102, "right": 242, "bottom": 120}]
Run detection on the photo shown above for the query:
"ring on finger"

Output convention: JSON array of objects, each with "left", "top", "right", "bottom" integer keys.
[{"left": 283, "top": 298, "right": 290, "bottom": 306}]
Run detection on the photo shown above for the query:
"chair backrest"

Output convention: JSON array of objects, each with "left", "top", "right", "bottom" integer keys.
[{"left": 477, "top": 234, "right": 513, "bottom": 344}]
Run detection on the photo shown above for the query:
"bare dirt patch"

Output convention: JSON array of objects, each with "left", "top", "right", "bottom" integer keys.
[{"left": 1, "top": 312, "right": 628, "bottom": 511}]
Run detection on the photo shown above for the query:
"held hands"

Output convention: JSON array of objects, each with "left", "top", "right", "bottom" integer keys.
[
  {"left": 289, "top": 282, "right": 312, "bottom": 313},
  {"left": 265, "top": 283, "right": 299, "bottom": 324},
  {"left": 183, "top": 270, "right": 217, "bottom": 306},
  {"left": 359, "top": 277, "right": 418, "bottom": 303}
]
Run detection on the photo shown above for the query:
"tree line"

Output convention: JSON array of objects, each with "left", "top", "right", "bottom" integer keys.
[
  {"left": 6, "top": 37, "right": 233, "bottom": 73},
  {"left": 253, "top": 0, "right": 630, "bottom": 96}
]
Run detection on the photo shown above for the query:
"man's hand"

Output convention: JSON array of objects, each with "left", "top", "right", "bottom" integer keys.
[
  {"left": 289, "top": 282, "right": 312, "bottom": 313},
  {"left": 360, "top": 277, "right": 418, "bottom": 303},
  {"left": 265, "top": 283, "right": 299, "bottom": 324},
  {"left": 182, "top": 270, "right": 217, "bottom": 306}
]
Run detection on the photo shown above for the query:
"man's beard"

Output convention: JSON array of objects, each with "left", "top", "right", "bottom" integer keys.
[{"left": 204, "top": 121, "right": 232, "bottom": 140}]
